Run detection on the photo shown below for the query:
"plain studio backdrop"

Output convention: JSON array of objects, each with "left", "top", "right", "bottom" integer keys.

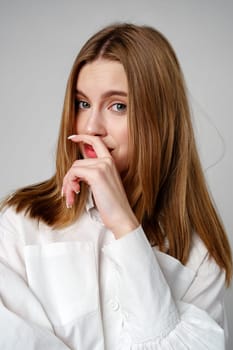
[{"left": 0, "top": 0, "right": 232, "bottom": 348}]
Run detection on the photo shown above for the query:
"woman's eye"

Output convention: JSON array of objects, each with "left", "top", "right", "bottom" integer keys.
[
  {"left": 76, "top": 100, "right": 90, "bottom": 109},
  {"left": 111, "top": 103, "right": 127, "bottom": 113}
]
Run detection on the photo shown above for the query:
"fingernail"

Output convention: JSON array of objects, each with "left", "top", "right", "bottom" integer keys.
[
  {"left": 75, "top": 190, "right": 80, "bottom": 195},
  {"left": 66, "top": 202, "right": 72, "bottom": 209},
  {"left": 68, "top": 135, "right": 77, "bottom": 140}
]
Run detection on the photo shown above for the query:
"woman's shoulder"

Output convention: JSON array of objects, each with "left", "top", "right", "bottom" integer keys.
[
  {"left": 0, "top": 205, "right": 24, "bottom": 229},
  {"left": 0, "top": 205, "right": 41, "bottom": 243},
  {"left": 1, "top": 205, "right": 31, "bottom": 225},
  {"left": 186, "top": 233, "right": 222, "bottom": 275},
  {"left": 154, "top": 232, "right": 222, "bottom": 282}
]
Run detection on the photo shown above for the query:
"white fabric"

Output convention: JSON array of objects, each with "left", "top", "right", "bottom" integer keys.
[{"left": 0, "top": 197, "right": 227, "bottom": 349}]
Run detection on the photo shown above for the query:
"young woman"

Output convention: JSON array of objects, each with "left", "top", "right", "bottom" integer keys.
[{"left": 0, "top": 23, "right": 232, "bottom": 349}]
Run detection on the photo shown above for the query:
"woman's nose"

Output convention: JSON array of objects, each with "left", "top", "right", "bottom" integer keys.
[{"left": 84, "top": 110, "right": 107, "bottom": 136}]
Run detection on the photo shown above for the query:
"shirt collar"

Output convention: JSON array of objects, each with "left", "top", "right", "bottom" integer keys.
[
  {"left": 85, "top": 189, "right": 95, "bottom": 212},
  {"left": 85, "top": 190, "right": 104, "bottom": 224}
]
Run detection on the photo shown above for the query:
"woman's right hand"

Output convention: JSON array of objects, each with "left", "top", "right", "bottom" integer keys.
[{"left": 62, "top": 134, "right": 139, "bottom": 239}]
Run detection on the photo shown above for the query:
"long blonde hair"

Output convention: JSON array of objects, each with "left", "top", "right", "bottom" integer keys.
[{"left": 2, "top": 23, "right": 232, "bottom": 284}]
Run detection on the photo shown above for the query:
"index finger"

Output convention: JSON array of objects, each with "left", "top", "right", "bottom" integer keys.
[{"left": 68, "top": 134, "right": 111, "bottom": 158}]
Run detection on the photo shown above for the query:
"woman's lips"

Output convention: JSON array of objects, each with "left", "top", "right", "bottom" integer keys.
[
  {"left": 83, "top": 144, "right": 97, "bottom": 158},
  {"left": 83, "top": 143, "right": 114, "bottom": 158}
]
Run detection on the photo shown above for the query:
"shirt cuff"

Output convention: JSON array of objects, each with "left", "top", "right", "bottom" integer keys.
[{"left": 102, "top": 226, "right": 179, "bottom": 342}]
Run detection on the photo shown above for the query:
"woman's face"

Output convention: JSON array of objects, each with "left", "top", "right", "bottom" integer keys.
[{"left": 75, "top": 59, "right": 129, "bottom": 174}]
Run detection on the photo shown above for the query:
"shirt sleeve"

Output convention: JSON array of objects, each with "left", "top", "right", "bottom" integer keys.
[
  {"left": 0, "top": 209, "right": 70, "bottom": 350},
  {"left": 102, "top": 226, "right": 225, "bottom": 349}
]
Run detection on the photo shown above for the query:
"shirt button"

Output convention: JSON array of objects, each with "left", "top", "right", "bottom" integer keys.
[{"left": 110, "top": 299, "right": 120, "bottom": 311}]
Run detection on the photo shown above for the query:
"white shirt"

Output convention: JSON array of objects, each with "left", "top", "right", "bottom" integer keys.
[{"left": 0, "top": 195, "right": 227, "bottom": 349}]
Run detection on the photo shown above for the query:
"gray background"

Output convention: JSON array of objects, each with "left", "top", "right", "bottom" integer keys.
[{"left": 0, "top": 0, "right": 232, "bottom": 348}]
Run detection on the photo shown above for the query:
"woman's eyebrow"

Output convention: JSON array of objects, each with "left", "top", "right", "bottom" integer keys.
[
  {"left": 76, "top": 89, "right": 127, "bottom": 99},
  {"left": 75, "top": 89, "right": 88, "bottom": 98},
  {"left": 101, "top": 90, "right": 128, "bottom": 98}
]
